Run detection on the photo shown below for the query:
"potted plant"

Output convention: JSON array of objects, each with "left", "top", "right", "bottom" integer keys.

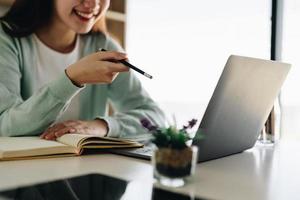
[{"left": 140, "top": 118, "right": 201, "bottom": 187}]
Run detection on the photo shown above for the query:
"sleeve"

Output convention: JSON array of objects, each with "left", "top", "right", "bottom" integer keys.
[
  {"left": 0, "top": 32, "right": 83, "bottom": 137},
  {"left": 97, "top": 38, "right": 167, "bottom": 138}
]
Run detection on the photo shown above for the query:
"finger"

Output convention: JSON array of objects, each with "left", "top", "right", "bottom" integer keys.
[
  {"left": 43, "top": 132, "right": 57, "bottom": 140},
  {"left": 45, "top": 121, "right": 78, "bottom": 138},
  {"left": 49, "top": 123, "right": 66, "bottom": 131},
  {"left": 54, "top": 127, "right": 76, "bottom": 138},
  {"left": 42, "top": 123, "right": 66, "bottom": 140},
  {"left": 104, "top": 62, "right": 130, "bottom": 73},
  {"left": 40, "top": 131, "right": 48, "bottom": 139},
  {"left": 97, "top": 51, "right": 127, "bottom": 61},
  {"left": 46, "top": 124, "right": 67, "bottom": 136},
  {"left": 40, "top": 126, "right": 57, "bottom": 138}
]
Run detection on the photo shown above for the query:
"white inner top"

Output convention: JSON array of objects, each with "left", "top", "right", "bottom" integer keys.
[{"left": 32, "top": 34, "right": 82, "bottom": 122}]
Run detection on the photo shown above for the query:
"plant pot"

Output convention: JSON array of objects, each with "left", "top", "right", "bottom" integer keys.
[{"left": 152, "top": 146, "right": 198, "bottom": 187}]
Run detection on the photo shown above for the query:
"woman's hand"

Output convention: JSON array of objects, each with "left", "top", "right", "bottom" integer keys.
[
  {"left": 66, "top": 50, "right": 129, "bottom": 86},
  {"left": 40, "top": 119, "right": 108, "bottom": 140}
]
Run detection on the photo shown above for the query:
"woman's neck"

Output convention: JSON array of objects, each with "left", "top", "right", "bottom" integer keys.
[{"left": 35, "top": 22, "right": 77, "bottom": 53}]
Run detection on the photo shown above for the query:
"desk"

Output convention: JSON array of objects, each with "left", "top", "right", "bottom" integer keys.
[{"left": 0, "top": 140, "right": 299, "bottom": 200}]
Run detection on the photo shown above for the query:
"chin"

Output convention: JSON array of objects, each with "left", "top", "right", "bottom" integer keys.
[
  {"left": 68, "top": 19, "right": 95, "bottom": 34},
  {"left": 73, "top": 25, "right": 94, "bottom": 34},
  {"left": 76, "top": 28, "right": 92, "bottom": 34}
]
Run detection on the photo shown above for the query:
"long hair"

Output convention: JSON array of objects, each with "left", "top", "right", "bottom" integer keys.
[{"left": 0, "top": 0, "right": 54, "bottom": 37}]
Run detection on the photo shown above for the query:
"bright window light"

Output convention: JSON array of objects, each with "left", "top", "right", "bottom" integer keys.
[
  {"left": 280, "top": 0, "right": 300, "bottom": 139},
  {"left": 126, "top": 0, "right": 271, "bottom": 126}
]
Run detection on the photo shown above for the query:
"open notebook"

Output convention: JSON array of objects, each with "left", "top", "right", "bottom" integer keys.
[{"left": 0, "top": 134, "right": 143, "bottom": 161}]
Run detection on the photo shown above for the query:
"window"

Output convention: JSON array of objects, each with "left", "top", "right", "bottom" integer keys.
[
  {"left": 280, "top": 0, "right": 300, "bottom": 139},
  {"left": 126, "top": 0, "right": 272, "bottom": 126}
]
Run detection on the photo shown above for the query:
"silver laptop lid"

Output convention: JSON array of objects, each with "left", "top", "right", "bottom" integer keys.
[{"left": 193, "top": 55, "right": 291, "bottom": 162}]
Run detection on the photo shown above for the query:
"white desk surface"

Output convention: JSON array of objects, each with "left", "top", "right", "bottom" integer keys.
[{"left": 0, "top": 140, "right": 299, "bottom": 200}]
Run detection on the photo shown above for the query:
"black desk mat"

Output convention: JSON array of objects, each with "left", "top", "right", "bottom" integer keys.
[{"left": 0, "top": 173, "right": 208, "bottom": 200}]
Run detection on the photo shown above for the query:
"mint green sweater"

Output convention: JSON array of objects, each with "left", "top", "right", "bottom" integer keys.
[{"left": 0, "top": 25, "right": 166, "bottom": 137}]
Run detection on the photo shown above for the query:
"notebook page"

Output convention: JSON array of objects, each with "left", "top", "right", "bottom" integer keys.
[{"left": 0, "top": 137, "right": 76, "bottom": 159}]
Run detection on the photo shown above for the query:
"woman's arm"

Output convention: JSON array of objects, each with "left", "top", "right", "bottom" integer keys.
[
  {"left": 104, "top": 71, "right": 167, "bottom": 138},
  {"left": 99, "top": 40, "right": 167, "bottom": 138},
  {"left": 0, "top": 30, "right": 128, "bottom": 137},
  {"left": 0, "top": 31, "right": 84, "bottom": 136}
]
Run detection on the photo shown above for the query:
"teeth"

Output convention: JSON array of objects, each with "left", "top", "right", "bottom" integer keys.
[{"left": 76, "top": 11, "right": 94, "bottom": 19}]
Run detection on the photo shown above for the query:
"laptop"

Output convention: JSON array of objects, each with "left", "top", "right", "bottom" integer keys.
[{"left": 111, "top": 55, "right": 291, "bottom": 162}]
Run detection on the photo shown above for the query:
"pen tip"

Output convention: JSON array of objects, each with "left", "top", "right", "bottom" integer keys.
[{"left": 144, "top": 73, "right": 153, "bottom": 79}]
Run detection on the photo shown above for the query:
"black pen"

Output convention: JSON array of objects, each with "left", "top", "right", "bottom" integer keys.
[{"left": 99, "top": 48, "right": 153, "bottom": 79}]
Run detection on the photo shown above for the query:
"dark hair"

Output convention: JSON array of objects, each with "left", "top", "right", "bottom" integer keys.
[{"left": 0, "top": 0, "right": 54, "bottom": 37}]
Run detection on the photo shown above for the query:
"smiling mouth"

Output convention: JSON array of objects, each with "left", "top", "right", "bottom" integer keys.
[{"left": 74, "top": 9, "right": 100, "bottom": 20}]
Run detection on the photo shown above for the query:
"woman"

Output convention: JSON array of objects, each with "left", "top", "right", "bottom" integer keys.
[
  {"left": 0, "top": 0, "right": 166, "bottom": 140},
  {"left": 0, "top": 0, "right": 108, "bottom": 33}
]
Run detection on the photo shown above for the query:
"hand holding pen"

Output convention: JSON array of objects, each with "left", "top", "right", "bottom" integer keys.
[
  {"left": 65, "top": 51, "right": 129, "bottom": 86},
  {"left": 99, "top": 49, "right": 153, "bottom": 79}
]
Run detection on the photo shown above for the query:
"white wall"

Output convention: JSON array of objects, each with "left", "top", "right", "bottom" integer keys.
[
  {"left": 280, "top": 0, "right": 300, "bottom": 139},
  {"left": 126, "top": 0, "right": 271, "bottom": 127}
]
